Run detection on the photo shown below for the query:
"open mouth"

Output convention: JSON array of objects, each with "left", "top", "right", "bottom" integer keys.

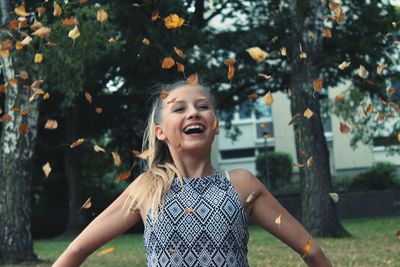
[{"left": 183, "top": 124, "right": 205, "bottom": 135}]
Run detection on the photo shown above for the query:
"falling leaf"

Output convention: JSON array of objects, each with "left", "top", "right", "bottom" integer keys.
[
  {"left": 68, "top": 26, "right": 80, "bottom": 44},
  {"left": 164, "top": 14, "right": 185, "bottom": 29},
  {"left": 363, "top": 103, "right": 374, "bottom": 116},
  {"left": 303, "top": 108, "right": 314, "bottom": 119},
  {"left": 176, "top": 62, "right": 185, "bottom": 74},
  {"left": 97, "top": 246, "right": 115, "bottom": 256},
  {"left": 52, "top": 2, "right": 62, "bottom": 16},
  {"left": 160, "top": 91, "right": 169, "bottom": 99},
  {"left": 15, "top": 42, "right": 24, "bottom": 50},
  {"left": 174, "top": 47, "right": 186, "bottom": 58},
  {"left": 275, "top": 214, "right": 281, "bottom": 227},
  {"left": 80, "top": 0, "right": 90, "bottom": 4},
  {"left": 108, "top": 37, "right": 117, "bottom": 45},
  {"left": 30, "top": 20, "right": 43, "bottom": 31},
  {"left": 18, "top": 17, "right": 29, "bottom": 28},
  {"left": 280, "top": 47, "right": 287, "bottom": 56},
  {"left": 15, "top": 4, "right": 30, "bottom": 17},
  {"left": 94, "top": 144, "right": 106, "bottom": 153},
  {"left": 323, "top": 28, "right": 332, "bottom": 38},
  {"left": 339, "top": 122, "right": 350, "bottom": 134},
  {"left": 1, "top": 114, "right": 12, "bottom": 122},
  {"left": 162, "top": 57, "right": 175, "bottom": 69},
  {"left": 111, "top": 152, "right": 121, "bottom": 167},
  {"left": 20, "top": 71, "right": 29, "bottom": 80},
  {"left": 0, "top": 50, "right": 9, "bottom": 57},
  {"left": 115, "top": 171, "right": 131, "bottom": 182},
  {"left": 63, "top": 16, "right": 79, "bottom": 27},
  {"left": 312, "top": 77, "right": 323, "bottom": 93},
  {"left": 151, "top": 10, "right": 160, "bottom": 21},
  {"left": 186, "top": 73, "right": 198, "bottom": 86},
  {"left": 335, "top": 92, "right": 346, "bottom": 102},
  {"left": 396, "top": 230, "right": 400, "bottom": 239},
  {"left": 44, "top": 119, "right": 58, "bottom": 130},
  {"left": 32, "top": 27, "right": 51, "bottom": 39},
  {"left": 387, "top": 87, "right": 396, "bottom": 94},
  {"left": 85, "top": 92, "right": 92, "bottom": 103},
  {"left": 36, "top": 7, "right": 46, "bottom": 17},
  {"left": 338, "top": 61, "right": 350, "bottom": 70},
  {"left": 81, "top": 197, "right": 92, "bottom": 209},
  {"left": 224, "top": 59, "right": 236, "bottom": 80},
  {"left": 358, "top": 65, "right": 367, "bottom": 79},
  {"left": 142, "top": 38, "right": 150, "bottom": 46},
  {"left": 374, "top": 112, "right": 385, "bottom": 122},
  {"left": 34, "top": 53, "right": 43, "bottom": 64},
  {"left": 306, "top": 156, "right": 313, "bottom": 168},
  {"left": 9, "top": 79, "right": 17, "bottom": 86},
  {"left": 19, "top": 124, "right": 29, "bottom": 134},
  {"left": 96, "top": 8, "right": 108, "bottom": 22},
  {"left": 167, "top": 97, "right": 177, "bottom": 104},
  {"left": 132, "top": 149, "right": 152, "bottom": 159},
  {"left": 246, "top": 47, "right": 269, "bottom": 62},
  {"left": 258, "top": 73, "right": 271, "bottom": 80},
  {"left": 302, "top": 239, "right": 313, "bottom": 257},
  {"left": 245, "top": 192, "right": 256, "bottom": 203},
  {"left": 70, "top": 138, "right": 85, "bottom": 148},
  {"left": 329, "top": 193, "right": 339, "bottom": 202},
  {"left": 294, "top": 163, "right": 305, "bottom": 168},
  {"left": 46, "top": 41, "right": 58, "bottom": 47},
  {"left": 263, "top": 91, "right": 273, "bottom": 105},
  {"left": 299, "top": 44, "right": 307, "bottom": 59},
  {"left": 0, "top": 85, "right": 6, "bottom": 94},
  {"left": 288, "top": 113, "right": 301, "bottom": 126},
  {"left": 95, "top": 107, "right": 102, "bottom": 114},
  {"left": 42, "top": 162, "right": 51, "bottom": 178},
  {"left": 8, "top": 20, "right": 19, "bottom": 30},
  {"left": 377, "top": 63, "right": 388, "bottom": 75}
]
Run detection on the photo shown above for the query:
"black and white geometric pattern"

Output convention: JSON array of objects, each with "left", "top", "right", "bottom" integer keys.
[{"left": 144, "top": 170, "right": 249, "bottom": 267}]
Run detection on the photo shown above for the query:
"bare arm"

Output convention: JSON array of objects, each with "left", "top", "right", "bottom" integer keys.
[
  {"left": 231, "top": 169, "right": 332, "bottom": 267},
  {"left": 52, "top": 182, "right": 141, "bottom": 267}
]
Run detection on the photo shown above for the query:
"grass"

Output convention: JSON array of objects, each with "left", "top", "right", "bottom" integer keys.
[{"left": 7, "top": 216, "right": 400, "bottom": 267}]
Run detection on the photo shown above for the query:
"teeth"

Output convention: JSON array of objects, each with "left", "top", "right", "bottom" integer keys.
[{"left": 184, "top": 124, "right": 204, "bottom": 132}]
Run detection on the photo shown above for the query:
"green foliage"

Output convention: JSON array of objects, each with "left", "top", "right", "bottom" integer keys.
[{"left": 256, "top": 151, "right": 293, "bottom": 190}]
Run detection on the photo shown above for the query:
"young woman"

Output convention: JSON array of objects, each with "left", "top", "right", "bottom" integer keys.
[{"left": 53, "top": 81, "right": 333, "bottom": 266}]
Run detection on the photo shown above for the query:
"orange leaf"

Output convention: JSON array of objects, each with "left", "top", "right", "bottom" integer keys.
[
  {"left": 306, "top": 156, "right": 313, "bottom": 168},
  {"left": 114, "top": 171, "right": 131, "bottom": 182},
  {"left": 132, "top": 149, "right": 152, "bottom": 160},
  {"left": 20, "top": 110, "right": 29, "bottom": 116},
  {"left": 8, "top": 20, "right": 19, "bottom": 30},
  {"left": 339, "top": 122, "right": 350, "bottom": 134},
  {"left": 335, "top": 92, "right": 346, "bottom": 102},
  {"left": 387, "top": 87, "right": 396, "bottom": 94},
  {"left": 96, "top": 9, "right": 108, "bottom": 22},
  {"left": 142, "top": 38, "right": 150, "bottom": 46},
  {"left": 44, "top": 119, "right": 58, "bottom": 130},
  {"left": 160, "top": 91, "right": 169, "bottom": 100},
  {"left": 263, "top": 91, "right": 273, "bottom": 105},
  {"left": 1, "top": 114, "right": 12, "bottom": 122},
  {"left": 0, "top": 84, "right": 6, "bottom": 94},
  {"left": 53, "top": 2, "right": 62, "bottom": 17},
  {"left": 32, "top": 27, "right": 51, "bottom": 39},
  {"left": 63, "top": 16, "right": 79, "bottom": 27},
  {"left": 302, "top": 239, "right": 313, "bottom": 257},
  {"left": 164, "top": 14, "right": 185, "bottom": 29},
  {"left": 30, "top": 20, "right": 43, "bottom": 31},
  {"left": 0, "top": 50, "right": 9, "bottom": 58},
  {"left": 176, "top": 62, "right": 185, "bottom": 73},
  {"left": 312, "top": 77, "right": 323, "bottom": 92},
  {"left": 162, "top": 57, "right": 175, "bottom": 69},
  {"left": 303, "top": 108, "right": 314, "bottom": 119},
  {"left": 111, "top": 151, "right": 121, "bottom": 167},
  {"left": 15, "top": 4, "right": 30, "bottom": 17},
  {"left": 186, "top": 73, "right": 198, "bottom": 86},
  {"left": 81, "top": 197, "right": 92, "bottom": 209},
  {"left": 36, "top": 7, "right": 46, "bottom": 17},
  {"left": 19, "top": 124, "right": 29, "bottom": 134},
  {"left": 70, "top": 138, "right": 85, "bottom": 148},
  {"left": 174, "top": 47, "right": 186, "bottom": 58},
  {"left": 9, "top": 79, "right": 17, "bottom": 86},
  {"left": 246, "top": 47, "right": 268, "bottom": 62},
  {"left": 20, "top": 71, "right": 29, "bottom": 80},
  {"left": 98, "top": 246, "right": 115, "bottom": 256},
  {"left": 85, "top": 92, "right": 92, "bottom": 103},
  {"left": 80, "top": 0, "right": 90, "bottom": 4},
  {"left": 42, "top": 162, "right": 51, "bottom": 178},
  {"left": 396, "top": 230, "right": 400, "bottom": 239},
  {"left": 323, "top": 28, "right": 332, "bottom": 38}
]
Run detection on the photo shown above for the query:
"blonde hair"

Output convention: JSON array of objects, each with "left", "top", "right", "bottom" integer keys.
[{"left": 123, "top": 81, "right": 215, "bottom": 222}]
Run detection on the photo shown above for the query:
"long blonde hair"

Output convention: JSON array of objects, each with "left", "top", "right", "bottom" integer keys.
[{"left": 123, "top": 81, "right": 214, "bottom": 222}]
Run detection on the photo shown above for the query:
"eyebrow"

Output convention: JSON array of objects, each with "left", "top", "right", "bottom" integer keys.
[{"left": 169, "top": 97, "right": 208, "bottom": 104}]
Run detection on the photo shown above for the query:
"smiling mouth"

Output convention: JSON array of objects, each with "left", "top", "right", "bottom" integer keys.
[{"left": 183, "top": 124, "right": 205, "bottom": 135}]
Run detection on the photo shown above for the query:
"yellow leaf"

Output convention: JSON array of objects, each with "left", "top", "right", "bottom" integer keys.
[
  {"left": 111, "top": 151, "right": 121, "bottom": 167},
  {"left": 275, "top": 214, "right": 281, "bottom": 227},
  {"left": 53, "top": 2, "right": 62, "bottom": 17},
  {"left": 303, "top": 108, "right": 314, "bottom": 119},
  {"left": 15, "top": 42, "right": 24, "bottom": 50},
  {"left": 32, "top": 27, "right": 51, "bottom": 39},
  {"left": 164, "top": 14, "right": 185, "bottom": 29},
  {"left": 264, "top": 91, "right": 273, "bottom": 105},
  {"left": 339, "top": 122, "right": 350, "bottom": 134},
  {"left": 15, "top": 4, "right": 30, "bottom": 17},
  {"left": 162, "top": 57, "right": 175, "bottom": 69},
  {"left": 70, "top": 138, "right": 85, "bottom": 148},
  {"left": 280, "top": 47, "right": 287, "bottom": 56},
  {"left": 44, "top": 119, "right": 58, "bottom": 130},
  {"left": 81, "top": 197, "right": 92, "bottom": 209},
  {"left": 34, "top": 53, "right": 43, "bottom": 64},
  {"left": 142, "top": 38, "right": 150, "bottom": 46},
  {"left": 96, "top": 8, "right": 108, "bottom": 22},
  {"left": 246, "top": 47, "right": 269, "bottom": 62},
  {"left": 93, "top": 144, "right": 106, "bottom": 153},
  {"left": 358, "top": 65, "right": 367, "bottom": 79},
  {"left": 338, "top": 61, "right": 350, "bottom": 70},
  {"left": 98, "top": 246, "right": 115, "bottom": 256},
  {"left": 302, "top": 239, "right": 313, "bottom": 257},
  {"left": 186, "top": 73, "right": 198, "bottom": 86},
  {"left": 174, "top": 47, "right": 186, "bottom": 58},
  {"left": 42, "top": 162, "right": 51, "bottom": 178},
  {"left": 68, "top": 26, "right": 80, "bottom": 44}
]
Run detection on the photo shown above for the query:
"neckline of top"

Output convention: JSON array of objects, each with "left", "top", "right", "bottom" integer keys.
[{"left": 175, "top": 169, "right": 220, "bottom": 180}]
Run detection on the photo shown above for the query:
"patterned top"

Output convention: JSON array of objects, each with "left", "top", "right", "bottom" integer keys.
[{"left": 143, "top": 170, "right": 249, "bottom": 267}]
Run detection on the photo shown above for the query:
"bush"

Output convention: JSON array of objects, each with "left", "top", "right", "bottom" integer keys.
[
  {"left": 348, "top": 162, "right": 400, "bottom": 192},
  {"left": 256, "top": 151, "right": 293, "bottom": 191}
]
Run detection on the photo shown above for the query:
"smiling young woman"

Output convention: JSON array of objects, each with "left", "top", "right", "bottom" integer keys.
[{"left": 52, "top": 81, "right": 332, "bottom": 267}]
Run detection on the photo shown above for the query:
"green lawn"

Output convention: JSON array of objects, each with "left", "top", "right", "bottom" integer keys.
[{"left": 10, "top": 216, "right": 400, "bottom": 267}]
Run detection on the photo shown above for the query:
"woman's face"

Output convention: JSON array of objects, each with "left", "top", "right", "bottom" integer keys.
[{"left": 155, "top": 85, "right": 218, "bottom": 153}]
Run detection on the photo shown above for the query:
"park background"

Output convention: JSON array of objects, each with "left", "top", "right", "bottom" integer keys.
[{"left": 0, "top": 0, "right": 399, "bottom": 266}]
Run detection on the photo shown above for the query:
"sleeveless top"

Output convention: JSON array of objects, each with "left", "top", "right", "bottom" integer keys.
[{"left": 143, "top": 170, "right": 249, "bottom": 267}]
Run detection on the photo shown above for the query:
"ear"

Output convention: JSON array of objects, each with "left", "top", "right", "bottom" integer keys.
[{"left": 155, "top": 125, "right": 166, "bottom": 141}]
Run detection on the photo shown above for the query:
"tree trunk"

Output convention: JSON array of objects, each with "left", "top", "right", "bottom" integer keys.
[
  {"left": 0, "top": 46, "right": 39, "bottom": 263},
  {"left": 289, "top": 1, "right": 348, "bottom": 237},
  {"left": 64, "top": 102, "right": 86, "bottom": 234}
]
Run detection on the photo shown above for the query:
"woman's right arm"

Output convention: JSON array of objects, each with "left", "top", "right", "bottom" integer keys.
[{"left": 52, "top": 181, "right": 141, "bottom": 267}]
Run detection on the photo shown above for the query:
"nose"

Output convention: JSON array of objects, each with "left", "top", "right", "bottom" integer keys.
[{"left": 187, "top": 106, "right": 200, "bottom": 119}]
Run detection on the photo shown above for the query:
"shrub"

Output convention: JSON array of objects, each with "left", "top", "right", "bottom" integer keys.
[{"left": 256, "top": 151, "right": 293, "bottom": 191}]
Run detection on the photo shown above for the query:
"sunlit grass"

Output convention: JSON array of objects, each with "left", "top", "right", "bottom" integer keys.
[{"left": 7, "top": 216, "right": 399, "bottom": 267}]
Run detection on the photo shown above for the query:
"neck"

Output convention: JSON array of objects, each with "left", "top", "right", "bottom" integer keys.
[{"left": 169, "top": 149, "right": 214, "bottom": 178}]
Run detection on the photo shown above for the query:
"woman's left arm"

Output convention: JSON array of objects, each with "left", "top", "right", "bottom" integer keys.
[{"left": 233, "top": 169, "right": 333, "bottom": 267}]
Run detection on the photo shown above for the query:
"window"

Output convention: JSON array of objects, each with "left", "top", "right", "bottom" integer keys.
[
  {"left": 220, "top": 148, "right": 255, "bottom": 159},
  {"left": 238, "top": 100, "right": 252, "bottom": 119},
  {"left": 256, "top": 122, "right": 274, "bottom": 139},
  {"left": 254, "top": 98, "right": 272, "bottom": 119}
]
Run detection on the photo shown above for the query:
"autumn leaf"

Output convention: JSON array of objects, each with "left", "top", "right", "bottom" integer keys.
[
  {"left": 19, "top": 71, "right": 29, "bottom": 80},
  {"left": 44, "top": 119, "right": 58, "bottom": 130},
  {"left": 132, "top": 149, "right": 152, "bottom": 159},
  {"left": 36, "top": 7, "right": 46, "bottom": 17},
  {"left": 63, "top": 16, "right": 79, "bottom": 27},
  {"left": 34, "top": 53, "right": 43, "bottom": 64},
  {"left": 114, "top": 171, "right": 131, "bottom": 182},
  {"left": 53, "top": 2, "right": 62, "bottom": 16},
  {"left": 42, "top": 162, "right": 51, "bottom": 178},
  {"left": 0, "top": 50, "right": 9, "bottom": 57},
  {"left": 1, "top": 114, "right": 12, "bottom": 122},
  {"left": 258, "top": 73, "right": 271, "bottom": 80},
  {"left": 68, "top": 26, "right": 80, "bottom": 44},
  {"left": 151, "top": 10, "right": 160, "bottom": 21},
  {"left": 280, "top": 47, "right": 287, "bottom": 57},
  {"left": 81, "top": 197, "right": 92, "bottom": 209},
  {"left": 142, "top": 38, "right": 150, "bottom": 46},
  {"left": 387, "top": 87, "right": 396, "bottom": 94},
  {"left": 339, "top": 122, "right": 350, "bottom": 134},
  {"left": 247, "top": 92, "right": 258, "bottom": 100},
  {"left": 174, "top": 47, "right": 186, "bottom": 58},
  {"left": 8, "top": 20, "right": 19, "bottom": 30},
  {"left": 303, "top": 108, "right": 314, "bottom": 119},
  {"left": 263, "top": 91, "right": 273, "bottom": 105},
  {"left": 312, "top": 77, "right": 323, "bottom": 93},
  {"left": 288, "top": 113, "right": 301, "bottom": 126},
  {"left": 93, "top": 144, "right": 106, "bottom": 153},
  {"left": 111, "top": 151, "right": 121, "bottom": 167},
  {"left": 306, "top": 156, "right": 313, "bottom": 168},
  {"left": 80, "top": 0, "right": 90, "bottom": 4},
  {"left": 302, "top": 239, "right": 313, "bottom": 258},
  {"left": 160, "top": 91, "right": 169, "bottom": 99},
  {"left": 96, "top": 9, "right": 108, "bottom": 22},
  {"left": 176, "top": 62, "right": 185, "bottom": 74},
  {"left": 30, "top": 20, "right": 43, "bottom": 31},
  {"left": 70, "top": 138, "right": 85, "bottom": 148},
  {"left": 9, "top": 78, "right": 17, "bottom": 86},
  {"left": 246, "top": 47, "right": 269, "bottom": 62},
  {"left": 323, "top": 28, "right": 332, "bottom": 38},
  {"left": 164, "top": 14, "right": 185, "bottom": 29},
  {"left": 335, "top": 92, "right": 346, "bottom": 102},
  {"left": 85, "top": 92, "right": 92, "bottom": 103},
  {"left": 299, "top": 44, "right": 307, "bottom": 59},
  {"left": 95, "top": 107, "right": 102, "bottom": 114},
  {"left": 338, "top": 61, "right": 350, "bottom": 70},
  {"left": 396, "top": 230, "right": 400, "bottom": 239},
  {"left": 19, "top": 124, "right": 29, "bottom": 134},
  {"left": 329, "top": 193, "right": 339, "bottom": 203},
  {"left": 397, "top": 132, "right": 400, "bottom": 143},
  {"left": 15, "top": 4, "right": 30, "bottom": 17},
  {"left": 275, "top": 214, "right": 281, "bottom": 228},
  {"left": 32, "top": 27, "right": 51, "bottom": 39},
  {"left": 224, "top": 58, "right": 236, "bottom": 80},
  {"left": 186, "top": 73, "right": 198, "bottom": 86},
  {"left": 162, "top": 57, "right": 175, "bottom": 69},
  {"left": 358, "top": 65, "right": 367, "bottom": 79},
  {"left": 374, "top": 112, "right": 384, "bottom": 122},
  {"left": 98, "top": 246, "right": 115, "bottom": 256},
  {"left": 376, "top": 63, "right": 388, "bottom": 75}
]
